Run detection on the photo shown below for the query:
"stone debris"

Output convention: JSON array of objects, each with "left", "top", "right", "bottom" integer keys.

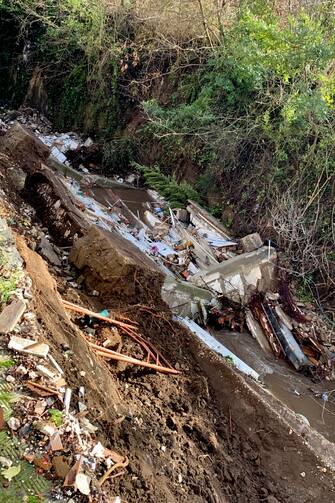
[
  {"left": 240, "top": 232, "right": 264, "bottom": 252},
  {"left": 37, "top": 236, "right": 62, "bottom": 267},
  {"left": 8, "top": 335, "right": 49, "bottom": 357},
  {"left": 2, "top": 324, "right": 127, "bottom": 501},
  {"left": 0, "top": 299, "right": 26, "bottom": 334},
  {"left": 21, "top": 129, "right": 333, "bottom": 378}
]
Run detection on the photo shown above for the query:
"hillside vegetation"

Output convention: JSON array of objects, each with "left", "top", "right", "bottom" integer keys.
[{"left": 0, "top": 0, "right": 334, "bottom": 313}]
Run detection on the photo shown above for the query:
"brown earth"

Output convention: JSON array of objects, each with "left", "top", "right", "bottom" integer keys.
[
  {"left": 0, "top": 122, "right": 49, "bottom": 173},
  {"left": 14, "top": 229, "right": 335, "bottom": 503},
  {"left": 70, "top": 225, "right": 164, "bottom": 305},
  {"left": 15, "top": 217, "right": 335, "bottom": 503}
]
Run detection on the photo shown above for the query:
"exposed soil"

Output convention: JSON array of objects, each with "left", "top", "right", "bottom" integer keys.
[{"left": 1, "top": 139, "right": 335, "bottom": 502}]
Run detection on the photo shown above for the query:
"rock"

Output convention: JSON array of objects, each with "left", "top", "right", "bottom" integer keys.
[
  {"left": 8, "top": 335, "right": 49, "bottom": 357},
  {"left": 75, "top": 472, "right": 91, "bottom": 495},
  {"left": 6, "top": 167, "right": 26, "bottom": 191},
  {"left": 0, "top": 299, "right": 26, "bottom": 334},
  {"left": 36, "top": 364, "right": 57, "bottom": 380},
  {"left": 91, "top": 442, "right": 105, "bottom": 459},
  {"left": 0, "top": 457, "right": 12, "bottom": 468},
  {"left": 5, "top": 375, "right": 15, "bottom": 383},
  {"left": 266, "top": 497, "right": 280, "bottom": 503},
  {"left": 240, "top": 232, "right": 263, "bottom": 252},
  {"left": 7, "top": 417, "right": 21, "bottom": 430},
  {"left": 50, "top": 432, "right": 64, "bottom": 451},
  {"left": 34, "top": 400, "right": 46, "bottom": 416},
  {"left": 78, "top": 402, "right": 87, "bottom": 413},
  {"left": 34, "top": 421, "right": 58, "bottom": 436},
  {"left": 16, "top": 365, "right": 28, "bottom": 375},
  {"left": 84, "top": 137, "right": 93, "bottom": 147},
  {"left": 37, "top": 237, "right": 62, "bottom": 267},
  {"left": 33, "top": 456, "right": 52, "bottom": 471}
]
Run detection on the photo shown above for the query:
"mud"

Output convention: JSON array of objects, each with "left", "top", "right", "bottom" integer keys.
[
  {"left": 214, "top": 329, "right": 335, "bottom": 444},
  {"left": 69, "top": 224, "right": 164, "bottom": 304},
  {"left": 0, "top": 122, "right": 49, "bottom": 173}
]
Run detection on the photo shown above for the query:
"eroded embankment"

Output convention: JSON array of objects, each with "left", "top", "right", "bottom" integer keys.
[
  {"left": 16, "top": 166, "right": 335, "bottom": 503},
  {"left": 0, "top": 122, "right": 334, "bottom": 502}
]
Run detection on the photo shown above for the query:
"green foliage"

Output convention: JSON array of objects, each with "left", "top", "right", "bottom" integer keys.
[
  {"left": 27, "top": 497, "right": 43, "bottom": 503},
  {"left": 133, "top": 162, "right": 200, "bottom": 208},
  {"left": 48, "top": 408, "right": 63, "bottom": 428},
  {"left": 103, "top": 137, "right": 136, "bottom": 176},
  {"left": 0, "top": 270, "right": 22, "bottom": 305},
  {"left": 0, "top": 358, "right": 15, "bottom": 370},
  {"left": 1, "top": 0, "right": 128, "bottom": 132},
  {"left": 142, "top": 1, "right": 335, "bottom": 296}
]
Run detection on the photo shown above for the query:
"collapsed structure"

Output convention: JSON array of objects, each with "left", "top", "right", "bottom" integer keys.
[
  {"left": 0, "top": 119, "right": 331, "bottom": 380},
  {"left": 1, "top": 113, "right": 335, "bottom": 502}
]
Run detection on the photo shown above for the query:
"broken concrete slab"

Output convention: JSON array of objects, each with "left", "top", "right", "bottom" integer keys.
[
  {"left": 8, "top": 335, "right": 49, "bottom": 357},
  {"left": 240, "top": 232, "right": 263, "bottom": 253},
  {"left": 162, "top": 277, "right": 215, "bottom": 318},
  {"left": 37, "top": 237, "right": 62, "bottom": 267},
  {"left": 187, "top": 200, "right": 231, "bottom": 240},
  {"left": 0, "top": 299, "right": 26, "bottom": 334},
  {"left": 190, "top": 246, "right": 277, "bottom": 303}
]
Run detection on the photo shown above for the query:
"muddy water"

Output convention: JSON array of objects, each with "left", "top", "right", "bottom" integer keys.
[
  {"left": 92, "top": 186, "right": 153, "bottom": 220},
  {"left": 213, "top": 329, "right": 335, "bottom": 443}
]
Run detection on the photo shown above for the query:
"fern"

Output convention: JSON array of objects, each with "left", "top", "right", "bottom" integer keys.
[{"left": 132, "top": 162, "right": 200, "bottom": 207}]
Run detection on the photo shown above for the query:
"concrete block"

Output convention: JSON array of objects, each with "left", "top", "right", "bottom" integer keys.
[
  {"left": 240, "top": 233, "right": 263, "bottom": 252},
  {"left": 190, "top": 246, "right": 277, "bottom": 303}
]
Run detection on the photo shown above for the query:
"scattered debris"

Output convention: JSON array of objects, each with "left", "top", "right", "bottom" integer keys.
[
  {"left": 0, "top": 300, "right": 26, "bottom": 334},
  {"left": 37, "top": 236, "right": 62, "bottom": 266},
  {"left": 8, "top": 335, "right": 49, "bottom": 357},
  {"left": 7, "top": 417, "right": 20, "bottom": 431}
]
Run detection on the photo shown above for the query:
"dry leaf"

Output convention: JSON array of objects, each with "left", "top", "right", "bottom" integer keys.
[
  {"left": 1, "top": 464, "right": 21, "bottom": 481},
  {"left": 75, "top": 472, "right": 91, "bottom": 495},
  {"left": 63, "top": 456, "right": 82, "bottom": 487}
]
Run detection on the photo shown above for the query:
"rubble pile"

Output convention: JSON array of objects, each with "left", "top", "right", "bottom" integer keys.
[
  {"left": 0, "top": 113, "right": 335, "bottom": 502},
  {"left": 0, "top": 107, "right": 52, "bottom": 136},
  {"left": 0, "top": 118, "right": 332, "bottom": 382},
  {"left": 0, "top": 219, "right": 127, "bottom": 501},
  {"left": 54, "top": 174, "right": 334, "bottom": 380},
  {"left": 1, "top": 331, "right": 128, "bottom": 501}
]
